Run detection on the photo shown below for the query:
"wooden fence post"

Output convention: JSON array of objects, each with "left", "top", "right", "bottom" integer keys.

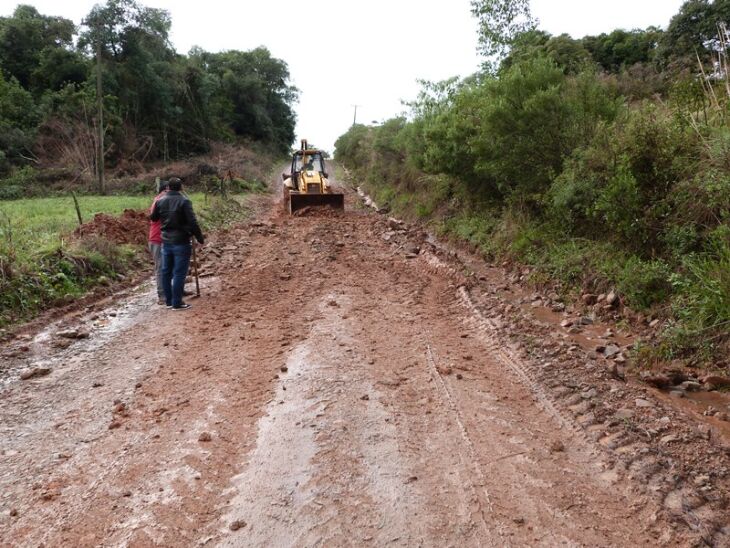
[{"left": 71, "top": 192, "right": 83, "bottom": 226}]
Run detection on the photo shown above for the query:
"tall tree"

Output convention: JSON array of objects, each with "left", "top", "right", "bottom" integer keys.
[
  {"left": 582, "top": 28, "right": 663, "bottom": 72},
  {"left": 502, "top": 31, "right": 593, "bottom": 75},
  {"left": 0, "top": 71, "right": 39, "bottom": 173},
  {"left": 0, "top": 0, "right": 299, "bottom": 175},
  {"left": 202, "top": 47, "right": 298, "bottom": 153},
  {"left": 80, "top": 0, "right": 181, "bottom": 164},
  {"left": 660, "top": 0, "right": 730, "bottom": 62},
  {"left": 471, "top": 0, "right": 537, "bottom": 70},
  {"left": 0, "top": 5, "right": 86, "bottom": 94}
]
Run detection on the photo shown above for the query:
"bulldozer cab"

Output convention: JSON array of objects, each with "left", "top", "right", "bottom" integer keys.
[{"left": 293, "top": 151, "right": 325, "bottom": 174}]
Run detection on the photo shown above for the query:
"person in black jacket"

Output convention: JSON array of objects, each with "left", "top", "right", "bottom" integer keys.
[{"left": 150, "top": 177, "right": 205, "bottom": 310}]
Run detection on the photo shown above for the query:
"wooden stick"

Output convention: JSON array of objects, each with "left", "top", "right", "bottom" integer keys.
[
  {"left": 71, "top": 192, "right": 83, "bottom": 226},
  {"left": 191, "top": 239, "right": 201, "bottom": 297}
]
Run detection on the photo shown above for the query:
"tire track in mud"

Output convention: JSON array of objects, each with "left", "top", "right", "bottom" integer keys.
[
  {"left": 421, "top": 250, "right": 586, "bottom": 439},
  {"left": 418, "top": 235, "right": 730, "bottom": 547},
  {"left": 208, "top": 202, "right": 655, "bottom": 546},
  {"left": 460, "top": 277, "right": 730, "bottom": 547},
  {"left": 422, "top": 342, "right": 501, "bottom": 544},
  {"left": 353, "top": 151, "right": 728, "bottom": 544},
  {"left": 458, "top": 287, "right": 580, "bottom": 436}
]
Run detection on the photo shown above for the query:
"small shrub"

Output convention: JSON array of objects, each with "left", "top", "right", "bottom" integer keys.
[
  {"left": 671, "top": 236, "right": 730, "bottom": 336},
  {"left": 0, "top": 166, "right": 38, "bottom": 200},
  {"left": 661, "top": 224, "right": 702, "bottom": 261},
  {"left": 615, "top": 257, "right": 672, "bottom": 310},
  {"left": 540, "top": 239, "right": 598, "bottom": 288},
  {"left": 442, "top": 211, "right": 498, "bottom": 256},
  {"left": 592, "top": 159, "right": 643, "bottom": 245}
]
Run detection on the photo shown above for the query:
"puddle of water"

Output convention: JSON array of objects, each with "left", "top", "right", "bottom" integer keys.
[
  {"left": 685, "top": 390, "right": 730, "bottom": 410},
  {"left": 527, "top": 304, "right": 634, "bottom": 350},
  {"left": 652, "top": 388, "right": 730, "bottom": 443},
  {"left": 1, "top": 284, "right": 158, "bottom": 389}
]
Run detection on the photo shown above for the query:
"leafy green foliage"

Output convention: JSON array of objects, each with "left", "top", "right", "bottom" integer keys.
[
  {"left": 471, "top": 0, "right": 537, "bottom": 68},
  {"left": 0, "top": 5, "right": 84, "bottom": 93},
  {"left": 0, "top": 71, "right": 39, "bottom": 174},
  {"left": 335, "top": 0, "right": 730, "bottom": 362},
  {"left": 198, "top": 48, "right": 297, "bottom": 152},
  {"left": 503, "top": 32, "right": 592, "bottom": 75},
  {"left": 660, "top": 0, "right": 730, "bottom": 63},
  {"left": 582, "top": 28, "right": 664, "bottom": 72},
  {"left": 666, "top": 232, "right": 730, "bottom": 359},
  {"left": 0, "top": 0, "right": 298, "bottom": 179},
  {"left": 0, "top": 165, "right": 36, "bottom": 199}
]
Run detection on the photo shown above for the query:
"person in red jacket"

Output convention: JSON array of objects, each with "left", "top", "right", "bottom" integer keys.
[{"left": 148, "top": 180, "right": 168, "bottom": 304}]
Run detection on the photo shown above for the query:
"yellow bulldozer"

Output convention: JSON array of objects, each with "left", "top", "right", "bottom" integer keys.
[{"left": 282, "top": 140, "right": 344, "bottom": 214}]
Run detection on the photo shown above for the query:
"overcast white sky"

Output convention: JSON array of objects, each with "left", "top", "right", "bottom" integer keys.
[{"left": 1, "top": 0, "right": 686, "bottom": 152}]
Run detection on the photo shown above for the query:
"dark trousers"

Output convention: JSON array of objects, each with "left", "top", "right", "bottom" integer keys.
[{"left": 161, "top": 242, "right": 191, "bottom": 307}]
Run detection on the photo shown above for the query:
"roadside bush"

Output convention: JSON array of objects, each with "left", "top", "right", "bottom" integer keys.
[
  {"left": 0, "top": 166, "right": 39, "bottom": 199},
  {"left": 661, "top": 224, "right": 703, "bottom": 262},
  {"left": 0, "top": 239, "right": 133, "bottom": 326},
  {"left": 614, "top": 257, "right": 672, "bottom": 310},
  {"left": 0, "top": 73, "right": 40, "bottom": 171},
  {"left": 548, "top": 149, "right": 603, "bottom": 233},
  {"left": 470, "top": 57, "right": 571, "bottom": 200},
  {"left": 550, "top": 102, "right": 699, "bottom": 252},
  {"left": 521, "top": 237, "right": 598, "bottom": 289},
  {"left": 671, "top": 232, "right": 730, "bottom": 337},
  {"left": 592, "top": 159, "right": 643, "bottom": 246},
  {"left": 441, "top": 211, "right": 499, "bottom": 256},
  {"left": 333, "top": 124, "right": 372, "bottom": 174},
  {"left": 670, "top": 171, "right": 730, "bottom": 230},
  {"left": 470, "top": 58, "right": 619, "bottom": 204}
]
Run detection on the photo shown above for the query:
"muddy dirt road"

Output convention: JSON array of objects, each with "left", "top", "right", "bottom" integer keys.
[{"left": 1, "top": 175, "right": 728, "bottom": 547}]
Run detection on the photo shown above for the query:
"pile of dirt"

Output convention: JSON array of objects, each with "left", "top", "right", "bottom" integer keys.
[{"left": 73, "top": 209, "right": 148, "bottom": 246}]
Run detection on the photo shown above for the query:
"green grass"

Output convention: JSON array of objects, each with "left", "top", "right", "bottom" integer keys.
[
  {"left": 0, "top": 193, "right": 209, "bottom": 254},
  {"left": 0, "top": 192, "right": 250, "bottom": 328}
]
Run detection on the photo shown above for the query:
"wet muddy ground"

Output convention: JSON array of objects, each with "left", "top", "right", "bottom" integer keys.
[{"left": 1, "top": 175, "right": 728, "bottom": 546}]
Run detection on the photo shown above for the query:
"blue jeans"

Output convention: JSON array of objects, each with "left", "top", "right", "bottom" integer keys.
[{"left": 161, "top": 242, "right": 191, "bottom": 307}]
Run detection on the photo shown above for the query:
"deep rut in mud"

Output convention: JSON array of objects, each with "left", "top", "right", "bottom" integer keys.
[{"left": 1, "top": 177, "right": 728, "bottom": 547}]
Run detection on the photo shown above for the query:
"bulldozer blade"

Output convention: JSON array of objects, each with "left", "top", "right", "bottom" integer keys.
[{"left": 288, "top": 192, "right": 344, "bottom": 214}]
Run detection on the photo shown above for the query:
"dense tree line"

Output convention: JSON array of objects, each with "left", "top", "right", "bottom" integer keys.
[
  {"left": 336, "top": 0, "right": 730, "bottom": 362},
  {"left": 0, "top": 1, "right": 297, "bottom": 178},
  {"left": 477, "top": 0, "right": 730, "bottom": 70}
]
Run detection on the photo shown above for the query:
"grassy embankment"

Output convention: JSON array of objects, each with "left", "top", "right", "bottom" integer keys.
[
  {"left": 0, "top": 186, "right": 264, "bottom": 328},
  {"left": 356, "top": 169, "right": 728, "bottom": 370}
]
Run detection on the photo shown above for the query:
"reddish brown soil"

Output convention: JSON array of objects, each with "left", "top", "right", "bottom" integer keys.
[
  {"left": 73, "top": 209, "right": 149, "bottom": 246},
  {"left": 0, "top": 174, "right": 728, "bottom": 547}
]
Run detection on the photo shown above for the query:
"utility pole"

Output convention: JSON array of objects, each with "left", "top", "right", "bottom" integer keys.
[
  {"left": 95, "top": 34, "right": 105, "bottom": 194},
  {"left": 351, "top": 104, "right": 361, "bottom": 126}
]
